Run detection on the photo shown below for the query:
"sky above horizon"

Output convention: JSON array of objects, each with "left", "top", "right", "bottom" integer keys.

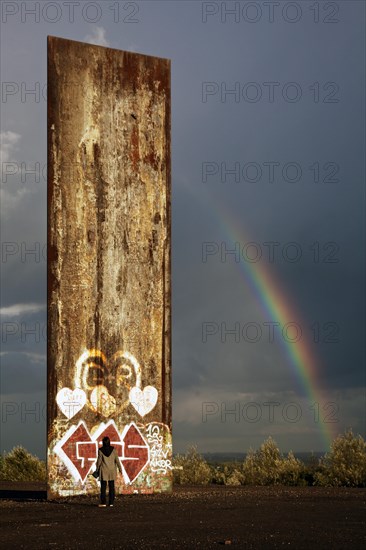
[{"left": 0, "top": 0, "right": 365, "bottom": 458}]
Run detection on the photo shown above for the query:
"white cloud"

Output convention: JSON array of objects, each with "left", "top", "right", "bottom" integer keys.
[
  {"left": 173, "top": 388, "right": 264, "bottom": 425},
  {"left": 84, "top": 26, "right": 110, "bottom": 47},
  {"left": 0, "top": 131, "right": 21, "bottom": 163},
  {"left": 0, "top": 351, "right": 46, "bottom": 364},
  {"left": 0, "top": 130, "right": 43, "bottom": 217},
  {"left": 0, "top": 303, "right": 46, "bottom": 316},
  {"left": 0, "top": 187, "right": 29, "bottom": 215}
]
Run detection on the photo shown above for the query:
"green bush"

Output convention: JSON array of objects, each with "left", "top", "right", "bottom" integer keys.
[
  {"left": 279, "top": 451, "right": 307, "bottom": 486},
  {"left": 208, "top": 463, "right": 245, "bottom": 485},
  {"left": 242, "top": 437, "right": 306, "bottom": 486},
  {"left": 0, "top": 446, "right": 47, "bottom": 482},
  {"left": 225, "top": 467, "right": 245, "bottom": 486},
  {"left": 4, "top": 432, "right": 365, "bottom": 487},
  {"left": 173, "top": 446, "right": 212, "bottom": 485},
  {"left": 242, "top": 437, "right": 282, "bottom": 485},
  {"left": 211, "top": 465, "right": 226, "bottom": 485},
  {"left": 314, "top": 429, "right": 366, "bottom": 487}
]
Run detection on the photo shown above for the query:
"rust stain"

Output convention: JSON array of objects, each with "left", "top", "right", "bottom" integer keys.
[{"left": 47, "top": 36, "right": 171, "bottom": 498}]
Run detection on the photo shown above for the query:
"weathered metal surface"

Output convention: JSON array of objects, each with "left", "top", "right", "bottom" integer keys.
[{"left": 47, "top": 36, "right": 171, "bottom": 498}]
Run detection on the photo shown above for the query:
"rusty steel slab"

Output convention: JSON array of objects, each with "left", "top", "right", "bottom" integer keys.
[{"left": 47, "top": 36, "right": 171, "bottom": 498}]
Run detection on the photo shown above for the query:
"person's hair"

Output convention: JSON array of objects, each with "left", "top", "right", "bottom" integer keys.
[{"left": 102, "top": 436, "right": 110, "bottom": 446}]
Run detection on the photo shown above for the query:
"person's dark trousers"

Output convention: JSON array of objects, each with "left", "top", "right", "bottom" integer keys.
[
  {"left": 100, "top": 480, "right": 115, "bottom": 505},
  {"left": 108, "top": 480, "right": 115, "bottom": 505}
]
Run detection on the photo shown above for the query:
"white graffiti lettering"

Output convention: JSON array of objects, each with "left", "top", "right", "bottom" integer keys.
[{"left": 146, "top": 423, "right": 173, "bottom": 474}]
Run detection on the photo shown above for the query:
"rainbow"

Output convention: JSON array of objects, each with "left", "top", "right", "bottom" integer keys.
[{"left": 189, "top": 182, "right": 337, "bottom": 450}]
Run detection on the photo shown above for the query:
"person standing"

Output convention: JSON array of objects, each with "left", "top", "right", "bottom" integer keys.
[{"left": 95, "top": 435, "right": 123, "bottom": 507}]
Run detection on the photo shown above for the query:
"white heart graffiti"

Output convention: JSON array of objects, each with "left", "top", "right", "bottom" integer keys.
[
  {"left": 129, "top": 385, "right": 158, "bottom": 417},
  {"left": 56, "top": 387, "right": 87, "bottom": 419},
  {"left": 56, "top": 351, "right": 159, "bottom": 419}
]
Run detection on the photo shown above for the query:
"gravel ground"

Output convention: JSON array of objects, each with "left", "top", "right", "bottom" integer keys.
[{"left": 1, "top": 485, "right": 365, "bottom": 549}]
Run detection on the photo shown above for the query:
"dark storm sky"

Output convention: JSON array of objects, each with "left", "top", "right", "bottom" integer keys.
[{"left": 0, "top": 1, "right": 365, "bottom": 457}]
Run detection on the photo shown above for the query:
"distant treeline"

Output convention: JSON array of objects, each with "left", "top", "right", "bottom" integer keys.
[
  {"left": 1, "top": 430, "right": 365, "bottom": 487},
  {"left": 199, "top": 451, "right": 324, "bottom": 466},
  {"left": 174, "top": 430, "right": 366, "bottom": 487}
]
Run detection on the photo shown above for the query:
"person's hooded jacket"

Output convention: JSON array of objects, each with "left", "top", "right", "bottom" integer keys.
[{"left": 95, "top": 443, "right": 123, "bottom": 481}]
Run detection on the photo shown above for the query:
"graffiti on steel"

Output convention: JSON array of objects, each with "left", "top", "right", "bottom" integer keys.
[
  {"left": 54, "top": 420, "right": 150, "bottom": 484},
  {"left": 146, "top": 423, "right": 173, "bottom": 474},
  {"left": 55, "top": 349, "right": 158, "bottom": 418},
  {"left": 52, "top": 350, "right": 171, "bottom": 487}
]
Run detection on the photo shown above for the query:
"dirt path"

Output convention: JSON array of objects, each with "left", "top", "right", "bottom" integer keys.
[{"left": 1, "top": 486, "right": 365, "bottom": 548}]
